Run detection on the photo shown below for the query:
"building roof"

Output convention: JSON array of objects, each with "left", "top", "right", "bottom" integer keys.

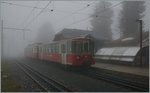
[
  {"left": 53, "top": 28, "right": 107, "bottom": 41},
  {"left": 104, "top": 31, "right": 149, "bottom": 47},
  {"left": 59, "top": 28, "right": 92, "bottom": 38}
]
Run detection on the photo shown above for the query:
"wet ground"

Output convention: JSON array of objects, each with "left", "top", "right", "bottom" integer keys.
[
  {"left": 2, "top": 58, "right": 146, "bottom": 92},
  {"left": 19, "top": 58, "right": 134, "bottom": 92},
  {"left": 2, "top": 59, "right": 44, "bottom": 92}
]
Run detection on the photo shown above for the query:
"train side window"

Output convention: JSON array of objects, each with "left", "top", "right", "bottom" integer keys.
[
  {"left": 43, "top": 46, "right": 44, "bottom": 53},
  {"left": 54, "top": 44, "right": 57, "bottom": 53},
  {"left": 35, "top": 47, "right": 37, "bottom": 53},
  {"left": 67, "top": 41, "right": 71, "bottom": 53},
  {"left": 32, "top": 47, "right": 34, "bottom": 53},
  {"left": 46, "top": 46, "right": 47, "bottom": 53},
  {"left": 54, "top": 44, "right": 56, "bottom": 53},
  {"left": 84, "top": 42, "right": 89, "bottom": 53},
  {"left": 89, "top": 41, "right": 94, "bottom": 55},
  {"left": 47, "top": 46, "right": 48, "bottom": 54},
  {"left": 36, "top": 47, "right": 38, "bottom": 53},
  {"left": 58, "top": 44, "right": 60, "bottom": 53},
  {"left": 32, "top": 47, "right": 33, "bottom": 53},
  {"left": 40, "top": 47, "right": 42, "bottom": 53},
  {"left": 51, "top": 44, "right": 53, "bottom": 53},
  {"left": 61, "top": 44, "right": 66, "bottom": 53},
  {"left": 42, "top": 47, "right": 44, "bottom": 53},
  {"left": 44, "top": 47, "right": 46, "bottom": 53},
  {"left": 49, "top": 45, "right": 51, "bottom": 54},
  {"left": 34, "top": 47, "right": 35, "bottom": 53},
  {"left": 47, "top": 45, "right": 49, "bottom": 54},
  {"left": 56, "top": 44, "right": 59, "bottom": 53},
  {"left": 53, "top": 44, "right": 55, "bottom": 53},
  {"left": 43, "top": 47, "right": 44, "bottom": 53},
  {"left": 44, "top": 46, "right": 46, "bottom": 53},
  {"left": 45, "top": 46, "right": 47, "bottom": 54},
  {"left": 43, "top": 47, "right": 45, "bottom": 53},
  {"left": 39, "top": 47, "right": 41, "bottom": 53}
]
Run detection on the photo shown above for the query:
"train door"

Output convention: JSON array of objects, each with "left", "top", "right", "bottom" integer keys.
[
  {"left": 83, "top": 40, "right": 89, "bottom": 53},
  {"left": 36, "top": 46, "right": 39, "bottom": 59},
  {"left": 61, "top": 43, "right": 67, "bottom": 64}
]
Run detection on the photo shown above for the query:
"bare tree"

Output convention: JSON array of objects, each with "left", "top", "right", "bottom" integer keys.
[
  {"left": 119, "top": 1, "right": 145, "bottom": 38},
  {"left": 90, "top": 1, "right": 113, "bottom": 40},
  {"left": 36, "top": 22, "right": 55, "bottom": 43}
]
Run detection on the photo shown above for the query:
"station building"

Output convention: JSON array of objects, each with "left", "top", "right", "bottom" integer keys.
[{"left": 95, "top": 31, "right": 149, "bottom": 66}]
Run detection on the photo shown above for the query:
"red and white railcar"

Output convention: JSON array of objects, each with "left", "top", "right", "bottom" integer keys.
[
  {"left": 25, "top": 43, "right": 41, "bottom": 59},
  {"left": 25, "top": 36, "right": 95, "bottom": 66}
]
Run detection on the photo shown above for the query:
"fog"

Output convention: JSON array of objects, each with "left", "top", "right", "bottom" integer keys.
[{"left": 0, "top": 1, "right": 149, "bottom": 58}]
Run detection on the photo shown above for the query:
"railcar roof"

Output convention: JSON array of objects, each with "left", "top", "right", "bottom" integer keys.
[
  {"left": 27, "top": 35, "right": 93, "bottom": 47},
  {"left": 43, "top": 37, "right": 92, "bottom": 45}
]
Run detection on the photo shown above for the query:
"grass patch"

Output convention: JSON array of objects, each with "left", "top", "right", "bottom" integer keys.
[{"left": 1, "top": 59, "right": 23, "bottom": 92}]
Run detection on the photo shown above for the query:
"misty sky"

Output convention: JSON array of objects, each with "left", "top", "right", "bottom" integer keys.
[{"left": 1, "top": 1, "right": 149, "bottom": 57}]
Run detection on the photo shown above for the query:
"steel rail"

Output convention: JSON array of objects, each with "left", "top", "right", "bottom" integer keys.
[
  {"left": 15, "top": 60, "right": 73, "bottom": 92},
  {"left": 15, "top": 61, "right": 48, "bottom": 92},
  {"left": 80, "top": 68, "right": 148, "bottom": 92}
]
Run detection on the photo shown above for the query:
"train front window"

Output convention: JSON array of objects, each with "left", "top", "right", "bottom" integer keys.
[
  {"left": 89, "top": 41, "right": 94, "bottom": 55},
  {"left": 83, "top": 41, "right": 94, "bottom": 53},
  {"left": 72, "top": 41, "right": 82, "bottom": 54},
  {"left": 83, "top": 42, "right": 89, "bottom": 53}
]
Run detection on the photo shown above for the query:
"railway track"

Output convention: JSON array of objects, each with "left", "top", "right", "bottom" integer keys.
[
  {"left": 15, "top": 60, "right": 73, "bottom": 92},
  {"left": 76, "top": 67, "right": 149, "bottom": 92}
]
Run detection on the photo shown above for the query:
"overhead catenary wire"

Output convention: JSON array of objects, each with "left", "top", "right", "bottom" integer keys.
[
  {"left": 1, "top": 1, "right": 52, "bottom": 28},
  {"left": 1, "top": 1, "right": 96, "bottom": 40},
  {"left": 1, "top": 1, "right": 93, "bottom": 15},
  {"left": 3, "top": 27, "right": 31, "bottom": 31},
  {"left": 22, "top": 1, "right": 51, "bottom": 40},
  {"left": 2, "top": 1, "right": 124, "bottom": 33},
  {"left": 68, "top": 1, "right": 97, "bottom": 8},
  {"left": 22, "top": 1, "right": 97, "bottom": 29},
  {"left": 53, "top": 1, "right": 97, "bottom": 24},
  {"left": 1, "top": 1, "right": 123, "bottom": 22},
  {"left": 1, "top": 1, "right": 54, "bottom": 11},
  {"left": 1, "top": 1, "right": 97, "bottom": 10},
  {"left": 21, "top": 1, "right": 39, "bottom": 40},
  {"left": 55, "top": 1, "right": 124, "bottom": 32},
  {"left": 2, "top": 1, "right": 94, "bottom": 16},
  {"left": 2, "top": 1, "right": 98, "bottom": 33},
  {"left": 45, "top": 9, "right": 92, "bottom": 15},
  {"left": 1, "top": 1, "right": 38, "bottom": 9},
  {"left": 1, "top": 1, "right": 51, "bottom": 40},
  {"left": 20, "top": 1, "right": 40, "bottom": 27},
  {"left": 23, "top": 1, "right": 52, "bottom": 29}
]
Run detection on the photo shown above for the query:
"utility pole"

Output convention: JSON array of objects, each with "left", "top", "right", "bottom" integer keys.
[
  {"left": 1, "top": 20, "right": 3, "bottom": 59},
  {"left": 1, "top": 21, "right": 31, "bottom": 59},
  {"left": 136, "top": 19, "right": 143, "bottom": 66}
]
